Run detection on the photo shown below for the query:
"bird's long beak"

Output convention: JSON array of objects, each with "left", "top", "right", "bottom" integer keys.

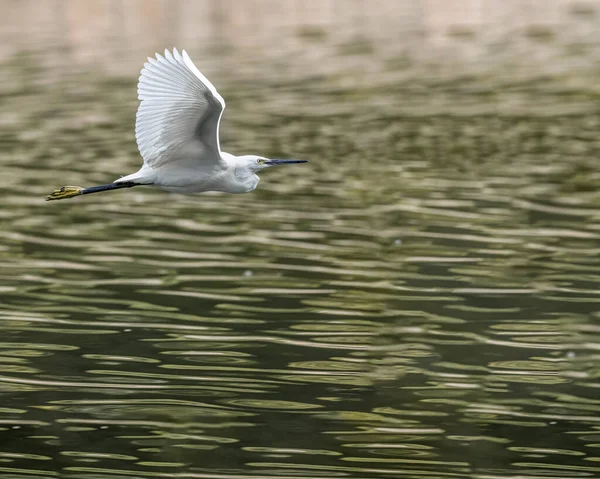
[{"left": 265, "top": 159, "right": 308, "bottom": 166}]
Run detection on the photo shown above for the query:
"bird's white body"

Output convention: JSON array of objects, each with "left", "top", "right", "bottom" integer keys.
[
  {"left": 46, "top": 48, "right": 305, "bottom": 202},
  {"left": 120, "top": 152, "right": 259, "bottom": 194}
]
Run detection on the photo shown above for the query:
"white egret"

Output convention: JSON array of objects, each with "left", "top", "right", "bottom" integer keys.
[{"left": 46, "top": 48, "right": 306, "bottom": 201}]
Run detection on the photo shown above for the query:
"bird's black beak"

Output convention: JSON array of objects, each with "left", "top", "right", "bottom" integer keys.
[{"left": 265, "top": 159, "right": 308, "bottom": 166}]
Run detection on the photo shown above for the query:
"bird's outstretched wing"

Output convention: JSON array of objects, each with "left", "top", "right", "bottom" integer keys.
[{"left": 135, "top": 48, "right": 226, "bottom": 169}]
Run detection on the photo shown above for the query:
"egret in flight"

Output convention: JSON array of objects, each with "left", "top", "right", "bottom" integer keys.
[{"left": 46, "top": 48, "right": 306, "bottom": 201}]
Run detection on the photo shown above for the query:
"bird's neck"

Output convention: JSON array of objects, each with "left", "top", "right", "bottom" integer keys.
[
  {"left": 234, "top": 167, "right": 259, "bottom": 192},
  {"left": 220, "top": 151, "right": 237, "bottom": 166},
  {"left": 222, "top": 153, "right": 260, "bottom": 193}
]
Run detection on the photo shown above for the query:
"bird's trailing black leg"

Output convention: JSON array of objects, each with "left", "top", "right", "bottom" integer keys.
[{"left": 46, "top": 182, "right": 137, "bottom": 201}]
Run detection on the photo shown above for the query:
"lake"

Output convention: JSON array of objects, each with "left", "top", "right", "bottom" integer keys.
[{"left": 1, "top": 1, "right": 600, "bottom": 478}]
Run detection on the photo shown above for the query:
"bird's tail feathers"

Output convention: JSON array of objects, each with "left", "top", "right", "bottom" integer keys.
[{"left": 114, "top": 166, "right": 155, "bottom": 185}]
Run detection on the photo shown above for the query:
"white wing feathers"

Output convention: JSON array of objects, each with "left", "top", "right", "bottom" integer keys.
[{"left": 135, "top": 48, "right": 225, "bottom": 169}]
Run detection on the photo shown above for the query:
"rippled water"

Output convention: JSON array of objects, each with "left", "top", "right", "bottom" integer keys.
[{"left": 2, "top": 20, "right": 600, "bottom": 479}]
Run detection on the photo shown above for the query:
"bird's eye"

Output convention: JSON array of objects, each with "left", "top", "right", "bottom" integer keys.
[{"left": 257, "top": 158, "right": 265, "bottom": 165}]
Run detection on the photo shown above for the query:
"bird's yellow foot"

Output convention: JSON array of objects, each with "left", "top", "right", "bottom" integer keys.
[{"left": 45, "top": 186, "right": 84, "bottom": 201}]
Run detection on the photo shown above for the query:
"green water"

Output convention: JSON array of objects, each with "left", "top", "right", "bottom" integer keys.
[{"left": 1, "top": 51, "right": 600, "bottom": 479}]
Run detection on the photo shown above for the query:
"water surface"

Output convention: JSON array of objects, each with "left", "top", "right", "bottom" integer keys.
[{"left": 1, "top": 6, "right": 600, "bottom": 478}]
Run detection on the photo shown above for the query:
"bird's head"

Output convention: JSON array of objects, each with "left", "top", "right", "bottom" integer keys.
[{"left": 239, "top": 155, "right": 308, "bottom": 171}]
